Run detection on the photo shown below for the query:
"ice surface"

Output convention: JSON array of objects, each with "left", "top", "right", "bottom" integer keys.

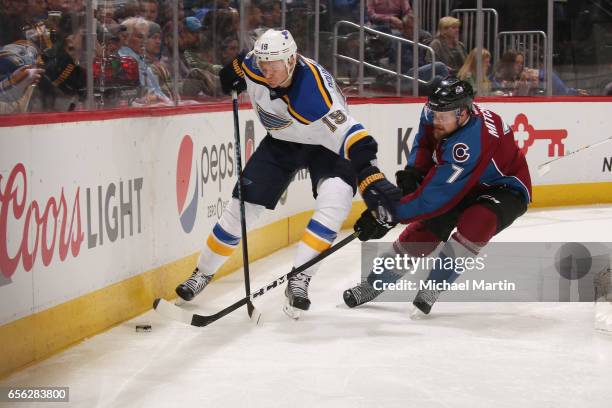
[{"left": 1, "top": 205, "right": 611, "bottom": 408}]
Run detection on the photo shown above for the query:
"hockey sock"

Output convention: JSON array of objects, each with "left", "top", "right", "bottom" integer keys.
[
  {"left": 422, "top": 203, "right": 496, "bottom": 285},
  {"left": 393, "top": 221, "right": 441, "bottom": 258},
  {"left": 423, "top": 232, "right": 484, "bottom": 286},
  {"left": 197, "top": 198, "right": 264, "bottom": 276},
  {"left": 294, "top": 177, "right": 353, "bottom": 277}
]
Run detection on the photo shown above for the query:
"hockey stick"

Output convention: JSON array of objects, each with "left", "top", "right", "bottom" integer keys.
[
  {"left": 538, "top": 135, "right": 612, "bottom": 176},
  {"left": 231, "top": 90, "right": 257, "bottom": 319},
  {"left": 153, "top": 231, "right": 360, "bottom": 327}
]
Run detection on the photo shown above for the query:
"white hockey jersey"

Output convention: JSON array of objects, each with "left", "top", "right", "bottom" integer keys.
[{"left": 240, "top": 53, "right": 375, "bottom": 164}]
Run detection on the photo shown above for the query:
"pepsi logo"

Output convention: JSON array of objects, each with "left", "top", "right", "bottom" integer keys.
[{"left": 176, "top": 135, "right": 199, "bottom": 233}]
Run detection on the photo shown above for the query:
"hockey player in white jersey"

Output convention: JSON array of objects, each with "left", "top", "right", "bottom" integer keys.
[{"left": 175, "top": 29, "right": 401, "bottom": 318}]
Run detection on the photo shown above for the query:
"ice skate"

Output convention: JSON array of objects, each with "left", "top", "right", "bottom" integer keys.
[
  {"left": 283, "top": 271, "right": 311, "bottom": 319},
  {"left": 343, "top": 281, "right": 383, "bottom": 308},
  {"left": 175, "top": 268, "right": 213, "bottom": 301},
  {"left": 410, "top": 288, "right": 441, "bottom": 319}
]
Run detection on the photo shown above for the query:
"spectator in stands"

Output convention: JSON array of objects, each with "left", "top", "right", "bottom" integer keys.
[
  {"left": 181, "top": 15, "right": 214, "bottom": 68},
  {"left": 27, "top": 0, "right": 48, "bottom": 23},
  {"left": 144, "top": 20, "right": 174, "bottom": 100},
  {"left": 260, "top": 0, "right": 282, "bottom": 29},
  {"left": 161, "top": 19, "right": 188, "bottom": 76},
  {"left": 389, "top": 14, "right": 448, "bottom": 93},
  {"left": 493, "top": 50, "right": 588, "bottom": 96},
  {"left": 333, "top": 0, "right": 360, "bottom": 24},
  {"left": 240, "top": 2, "right": 266, "bottom": 51},
  {"left": 0, "top": 41, "right": 44, "bottom": 113},
  {"left": 114, "top": 1, "right": 140, "bottom": 23},
  {"left": 179, "top": 16, "right": 220, "bottom": 97},
  {"left": 458, "top": 47, "right": 492, "bottom": 95},
  {"left": 158, "top": 0, "right": 185, "bottom": 27},
  {"left": 492, "top": 50, "right": 532, "bottom": 95},
  {"left": 367, "top": 0, "right": 413, "bottom": 33},
  {"left": 160, "top": 18, "right": 218, "bottom": 99},
  {"left": 119, "top": 16, "right": 170, "bottom": 103},
  {"left": 140, "top": 0, "right": 159, "bottom": 23},
  {"left": 47, "top": 0, "right": 79, "bottom": 14},
  {"left": 97, "top": 1, "right": 118, "bottom": 25},
  {"left": 97, "top": 23, "right": 126, "bottom": 56},
  {"left": 202, "top": 8, "right": 239, "bottom": 52},
  {"left": 426, "top": 16, "right": 466, "bottom": 75},
  {"left": 0, "top": 0, "right": 28, "bottom": 45},
  {"left": 218, "top": 36, "right": 239, "bottom": 66},
  {"left": 36, "top": 12, "right": 87, "bottom": 111}
]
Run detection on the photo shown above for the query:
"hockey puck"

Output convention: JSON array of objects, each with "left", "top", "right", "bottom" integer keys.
[{"left": 135, "top": 324, "right": 152, "bottom": 332}]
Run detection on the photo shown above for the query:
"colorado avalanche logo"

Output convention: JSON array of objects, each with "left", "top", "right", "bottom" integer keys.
[
  {"left": 176, "top": 135, "right": 199, "bottom": 233},
  {"left": 256, "top": 104, "right": 292, "bottom": 131},
  {"left": 452, "top": 143, "right": 470, "bottom": 163}
]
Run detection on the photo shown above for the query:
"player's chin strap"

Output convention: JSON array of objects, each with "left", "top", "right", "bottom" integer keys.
[{"left": 455, "top": 106, "right": 471, "bottom": 128}]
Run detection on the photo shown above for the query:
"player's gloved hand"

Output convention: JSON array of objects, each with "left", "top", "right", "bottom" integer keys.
[
  {"left": 395, "top": 166, "right": 423, "bottom": 195},
  {"left": 358, "top": 166, "right": 402, "bottom": 223},
  {"left": 219, "top": 52, "right": 247, "bottom": 95},
  {"left": 354, "top": 209, "right": 395, "bottom": 241}
]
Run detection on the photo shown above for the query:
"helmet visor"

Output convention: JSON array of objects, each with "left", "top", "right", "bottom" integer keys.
[
  {"left": 257, "top": 59, "right": 286, "bottom": 74},
  {"left": 432, "top": 109, "right": 460, "bottom": 125}
]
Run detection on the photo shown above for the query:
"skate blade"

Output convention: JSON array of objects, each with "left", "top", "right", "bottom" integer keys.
[
  {"left": 408, "top": 305, "right": 427, "bottom": 320},
  {"left": 282, "top": 301, "right": 303, "bottom": 320}
]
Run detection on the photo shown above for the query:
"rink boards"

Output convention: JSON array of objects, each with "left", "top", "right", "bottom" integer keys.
[{"left": 0, "top": 98, "right": 611, "bottom": 376}]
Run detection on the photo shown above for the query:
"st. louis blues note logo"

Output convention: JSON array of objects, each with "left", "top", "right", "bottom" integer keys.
[{"left": 256, "top": 104, "right": 292, "bottom": 131}]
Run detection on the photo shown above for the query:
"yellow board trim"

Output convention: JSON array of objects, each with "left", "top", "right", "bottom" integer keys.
[
  {"left": 1, "top": 181, "right": 611, "bottom": 378},
  {"left": 301, "top": 231, "right": 332, "bottom": 252},
  {"left": 206, "top": 234, "right": 236, "bottom": 257},
  {"left": 530, "top": 182, "right": 612, "bottom": 208}
]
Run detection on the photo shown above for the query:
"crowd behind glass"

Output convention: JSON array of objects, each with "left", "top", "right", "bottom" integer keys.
[{"left": 0, "top": 0, "right": 610, "bottom": 114}]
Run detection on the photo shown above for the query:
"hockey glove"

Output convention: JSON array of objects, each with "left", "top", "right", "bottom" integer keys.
[
  {"left": 395, "top": 166, "right": 423, "bottom": 195},
  {"left": 358, "top": 166, "right": 402, "bottom": 223},
  {"left": 219, "top": 53, "right": 247, "bottom": 95},
  {"left": 354, "top": 209, "right": 395, "bottom": 241}
]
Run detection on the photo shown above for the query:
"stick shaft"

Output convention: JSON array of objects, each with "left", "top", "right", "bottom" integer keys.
[
  {"left": 231, "top": 90, "right": 254, "bottom": 317},
  {"left": 538, "top": 136, "right": 612, "bottom": 168}
]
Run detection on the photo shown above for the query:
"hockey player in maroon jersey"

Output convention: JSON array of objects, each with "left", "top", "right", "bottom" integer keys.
[{"left": 344, "top": 77, "right": 532, "bottom": 316}]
